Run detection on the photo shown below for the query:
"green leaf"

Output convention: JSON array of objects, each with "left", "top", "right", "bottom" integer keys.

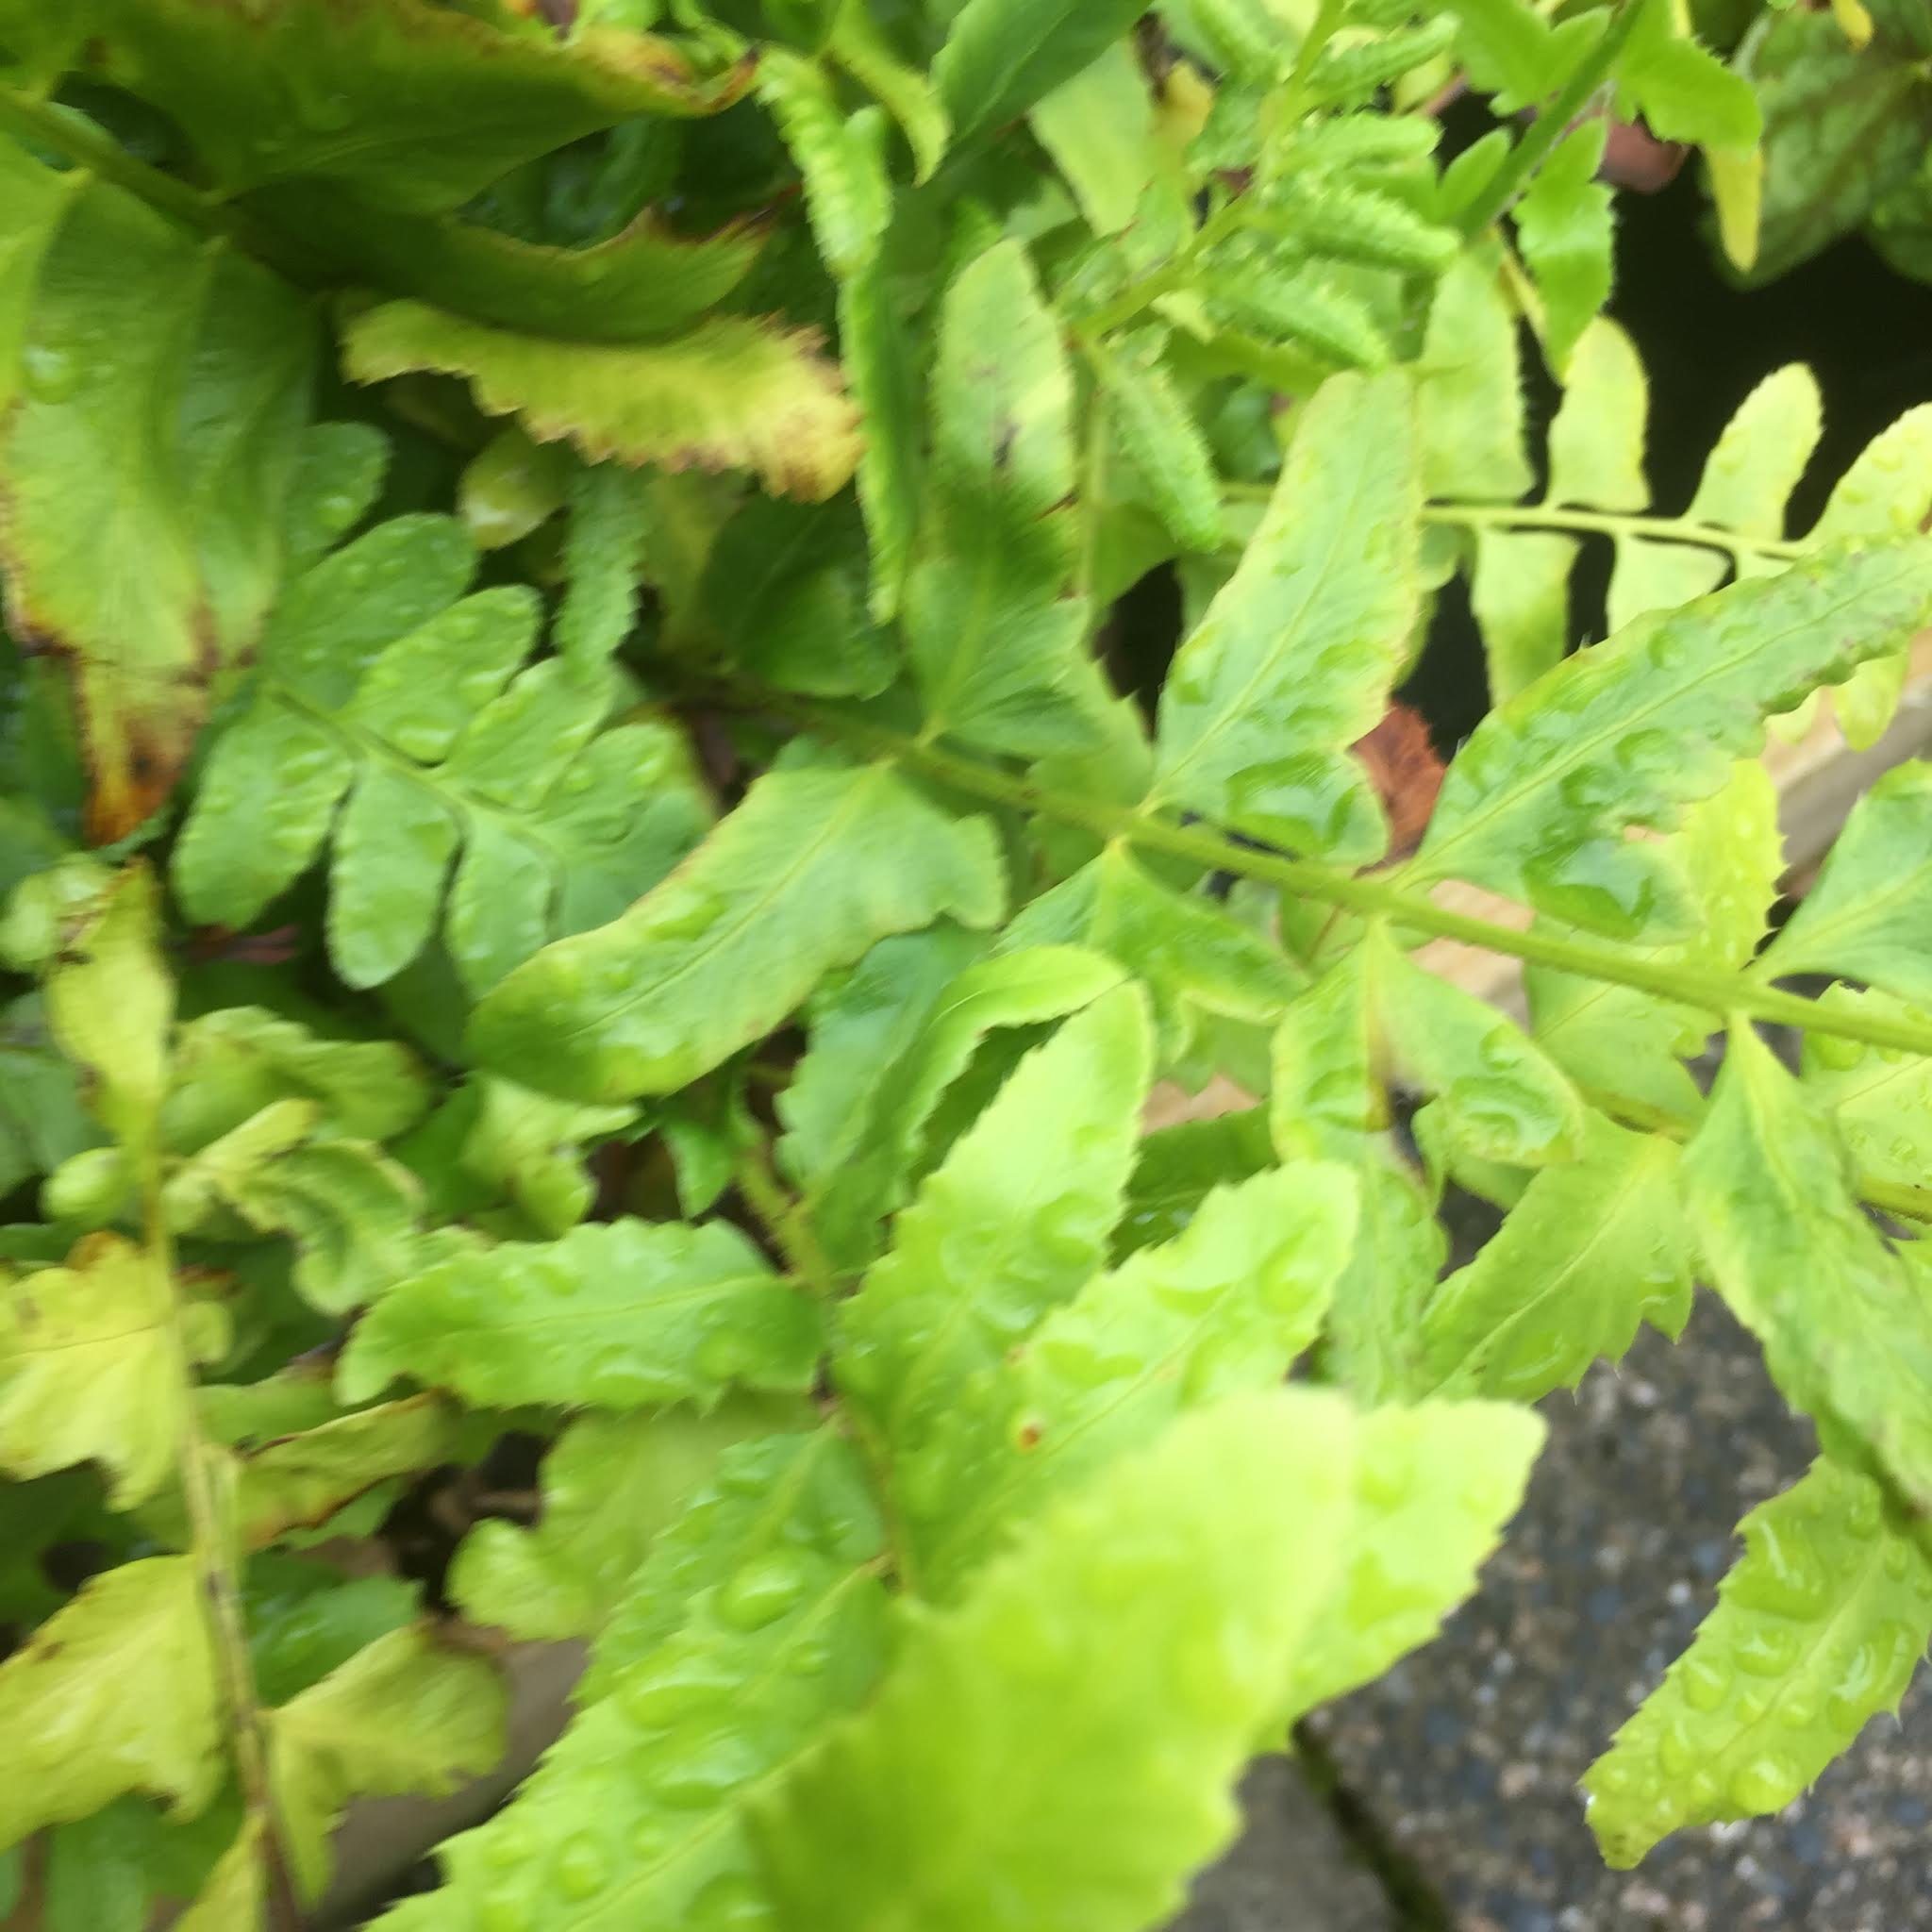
[
  {"left": 1585, "top": 1457, "right": 1932, "bottom": 1865},
  {"left": 209, "top": 1136, "right": 425, "bottom": 1317},
  {"left": 1275, "top": 1400, "right": 1544, "bottom": 1724},
  {"left": 1415, "top": 248, "right": 1533, "bottom": 503},
  {"left": 1417, "top": 1114, "right": 1691, "bottom": 1400},
  {"left": 451, "top": 1400, "right": 805, "bottom": 1641},
  {"left": 52, "top": 0, "right": 753, "bottom": 211},
  {"left": 1442, "top": 0, "right": 1570, "bottom": 108},
  {"left": 1373, "top": 926, "right": 1586, "bottom": 1168},
  {"left": 933, "top": 0, "right": 1149, "bottom": 144},
  {"left": 448, "top": 1076, "right": 638, "bottom": 1240},
  {"left": 759, "top": 50, "right": 891, "bottom": 279},
  {"left": 337, "top": 1217, "right": 823, "bottom": 1411},
  {"left": 1757, "top": 758, "right": 1932, "bottom": 1002},
  {"left": 751, "top": 1391, "right": 1357, "bottom": 1932},
  {"left": 997, "top": 842, "right": 1305, "bottom": 1066},
  {"left": 1269, "top": 949, "right": 1446, "bottom": 1403},
  {"left": 380, "top": 1428, "right": 889, "bottom": 1932},
  {"left": 1150, "top": 371, "right": 1420, "bottom": 861},
  {"left": 0, "top": 1233, "right": 181, "bottom": 1508},
  {"left": 232, "top": 1395, "right": 461, "bottom": 1548},
  {"left": 1798, "top": 986, "right": 1932, "bottom": 1193},
  {"left": 1684, "top": 1026, "right": 1932, "bottom": 1511},
  {"left": 1116, "top": 1106, "right": 1275, "bottom": 1258},
  {"left": 1414, "top": 543, "right": 1932, "bottom": 939},
  {"left": 1616, "top": 0, "right": 1761, "bottom": 149},
  {"left": 554, "top": 463, "right": 647, "bottom": 670},
  {"left": 343, "top": 303, "right": 863, "bottom": 504},
  {"left": 0, "top": 152, "right": 316, "bottom": 839},
  {"left": 912, "top": 1165, "right": 1359, "bottom": 1596},
  {"left": 1090, "top": 328, "right": 1227, "bottom": 555},
  {"left": 469, "top": 760, "right": 1005, "bottom": 1103},
  {"left": 1029, "top": 40, "right": 1161, "bottom": 235},
  {"left": 840, "top": 241, "right": 922, "bottom": 623},
  {"left": 1513, "top": 120, "right": 1612, "bottom": 375},
  {"left": 0, "top": 1556, "right": 221, "bottom": 1842},
  {"left": 42, "top": 864, "right": 171, "bottom": 1161},
  {"left": 244, "top": 1557, "right": 419, "bottom": 1707},
  {"left": 827, "top": 0, "right": 949, "bottom": 181},
  {"left": 0, "top": 993, "right": 99, "bottom": 1198},
  {"left": 699, "top": 494, "right": 896, "bottom": 699},
  {"left": 905, "top": 241, "right": 1114, "bottom": 755},
  {"left": 161, "top": 1007, "right": 428, "bottom": 1155},
  {"left": 1528, "top": 760, "right": 1783, "bottom": 1114},
  {"left": 1739, "top": 8, "right": 1932, "bottom": 283},
  {"left": 837, "top": 985, "right": 1152, "bottom": 1462},
  {"left": 801, "top": 945, "right": 1127, "bottom": 1271},
  {"left": 270, "top": 1624, "right": 506, "bottom": 1899},
  {"left": 174, "top": 510, "right": 711, "bottom": 993},
  {"left": 266, "top": 187, "right": 767, "bottom": 343}
]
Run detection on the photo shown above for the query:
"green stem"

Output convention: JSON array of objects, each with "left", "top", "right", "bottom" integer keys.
[
  {"left": 142, "top": 1179, "right": 304, "bottom": 1929},
  {"left": 1074, "top": 192, "right": 1254, "bottom": 341},
  {"left": 1455, "top": 0, "right": 1646, "bottom": 238},
  {"left": 735, "top": 1142, "right": 842, "bottom": 1298},
  {"left": 756, "top": 693, "right": 1932, "bottom": 1065},
  {"left": 1423, "top": 501, "right": 1807, "bottom": 562}
]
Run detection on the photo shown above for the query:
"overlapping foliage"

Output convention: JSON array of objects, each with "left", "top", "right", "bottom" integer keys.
[{"left": 2, "top": 1, "right": 1931, "bottom": 1925}]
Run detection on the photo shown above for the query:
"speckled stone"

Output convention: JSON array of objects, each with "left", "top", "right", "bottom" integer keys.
[{"left": 1305, "top": 1273, "right": 1932, "bottom": 1931}]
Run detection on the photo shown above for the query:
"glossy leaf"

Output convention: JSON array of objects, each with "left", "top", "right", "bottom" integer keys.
[
  {"left": 0, "top": 1557, "right": 221, "bottom": 1842},
  {"left": 380, "top": 1428, "right": 889, "bottom": 1932},
  {"left": 0, "top": 151, "right": 315, "bottom": 839},
  {"left": 1151, "top": 371, "right": 1420, "bottom": 861},
  {"left": 469, "top": 761, "right": 1005, "bottom": 1103},
  {"left": 905, "top": 241, "right": 1113, "bottom": 756},
  {"left": 1798, "top": 987, "right": 1932, "bottom": 1192},
  {"left": 1415, "top": 543, "right": 1932, "bottom": 938},
  {"left": 997, "top": 842, "right": 1305, "bottom": 1065},
  {"left": 272, "top": 1624, "right": 506, "bottom": 1899},
  {"left": 1514, "top": 121, "right": 1612, "bottom": 375},
  {"left": 1758, "top": 758, "right": 1932, "bottom": 1003},
  {"left": 449, "top": 1398, "right": 809, "bottom": 1641},
  {"left": 837, "top": 985, "right": 1153, "bottom": 1459},
  {"left": 1417, "top": 1114, "right": 1691, "bottom": 1401},
  {"left": 1585, "top": 1458, "right": 1932, "bottom": 1864},
  {"left": 912, "top": 1165, "right": 1358, "bottom": 1595},
  {"left": 1276, "top": 1400, "right": 1544, "bottom": 1724},
  {"left": 934, "top": 0, "right": 1149, "bottom": 143},
  {"left": 175, "top": 508, "right": 712, "bottom": 993},
  {"left": 1528, "top": 760, "right": 1783, "bottom": 1115},
  {"left": 799, "top": 944, "right": 1126, "bottom": 1271},
  {"left": 344, "top": 303, "right": 863, "bottom": 503},
  {"left": 54, "top": 0, "right": 754, "bottom": 211},
  {"left": 752, "top": 1391, "right": 1357, "bottom": 1932},
  {"left": 338, "top": 1217, "right": 821, "bottom": 1412},
  {"left": 1684, "top": 1026, "right": 1932, "bottom": 1512}
]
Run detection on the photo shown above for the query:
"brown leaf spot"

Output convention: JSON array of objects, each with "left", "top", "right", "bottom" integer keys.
[{"left": 1353, "top": 701, "right": 1444, "bottom": 857}]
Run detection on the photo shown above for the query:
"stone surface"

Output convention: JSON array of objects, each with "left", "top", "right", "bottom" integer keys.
[
  {"left": 1306, "top": 1288, "right": 1932, "bottom": 1931},
  {"left": 1170, "top": 1757, "right": 1396, "bottom": 1932}
]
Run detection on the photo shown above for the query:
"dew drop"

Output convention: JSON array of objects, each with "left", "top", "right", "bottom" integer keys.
[
  {"left": 689, "top": 1873, "right": 776, "bottom": 1929},
  {"left": 1733, "top": 1622, "right": 1802, "bottom": 1677},
  {"left": 1679, "top": 1652, "right": 1729, "bottom": 1712},
  {"left": 1807, "top": 1032, "right": 1867, "bottom": 1073},
  {"left": 553, "top": 1834, "right": 609, "bottom": 1901},
  {"left": 1728, "top": 1753, "right": 1800, "bottom": 1814},
  {"left": 21, "top": 342, "right": 82, "bottom": 403},
  {"left": 716, "top": 1552, "right": 809, "bottom": 1632},
  {"left": 477, "top": 1890, "right": 531, "bottom": 1932}
]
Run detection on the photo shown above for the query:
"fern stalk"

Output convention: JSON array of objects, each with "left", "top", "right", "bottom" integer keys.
[{"left": 750, "top": 691, "right": 1932, "bottom": 1062}]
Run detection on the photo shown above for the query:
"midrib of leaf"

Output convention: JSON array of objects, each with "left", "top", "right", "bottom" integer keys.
[
  {"left": 1424, "top": 500, "right": 1806, "bottom": 563},
  {"left": 541, "top": 762, "right": 890, "bottom": 1053},
  {"left": 1416, "top": 1136, "right": 1665, "bottom": 1395},
  {"left": 383, "top": 1267, "right": 788, "bottom": 1340},
  {"left": 741, "top": 690, "right": 1932, "bottom": 1065},
  {"left": 1408, "top": 557, "right": 1920, "bottom": 887}
]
